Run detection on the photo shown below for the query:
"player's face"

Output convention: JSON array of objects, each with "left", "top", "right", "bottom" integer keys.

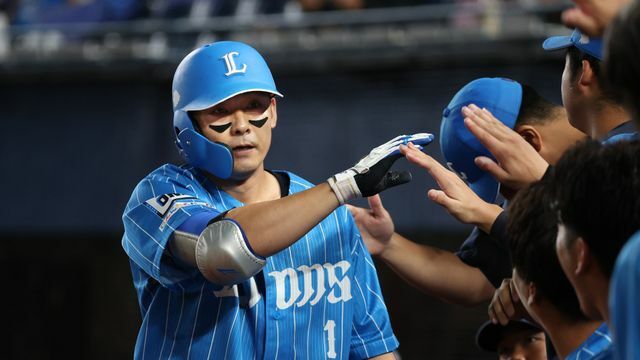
[
  {"left": 192, "top": 92, "right": 277, "bottom": 179},
  {"left": 561, "top": 54, "right": 587, "bottom": 133},
  {"left": 497, "top": 328, "right": 547, "bottom": 360},
  {"left": 530, "top": 109, "right": 587, "bottom": 165},
  {"left": 555, "top": 224, "right": 597, "bottom": 319}
]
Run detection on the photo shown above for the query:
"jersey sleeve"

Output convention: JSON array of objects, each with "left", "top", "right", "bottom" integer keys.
[
  {"left": 342, "top": 208, "right": 399, "bottom": 359},
  {"left": 122, "top": 166, "right": 222, "bottom": 290},
  {"left": 455, "top": 225, "right": 512, "bottom": 288}
]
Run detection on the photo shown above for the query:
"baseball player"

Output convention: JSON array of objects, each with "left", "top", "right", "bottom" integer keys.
[
  {"left": 505, "top": 179, "right": 610, "bottom": 360},
  {"left": 550, "top": 139, "right": 640, "bottom": 359},
  {"left": 610, "top": 230, "right": 640, "bottom": 360},
  {"left": 459, "top": 28, "right": 636, "bottom": 196},
  {"left": 604, "top": 0, "right": 640, "bottom": 129},
  {"left": 121, "top": 40, "right": 433, "bottom": 359}
]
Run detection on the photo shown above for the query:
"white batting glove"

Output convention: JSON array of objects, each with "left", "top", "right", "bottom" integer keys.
[{"left": 328, "top": 133, "right": 434, "bottom": 204}]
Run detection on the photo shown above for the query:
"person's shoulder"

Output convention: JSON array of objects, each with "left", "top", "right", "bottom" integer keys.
[
  {"left": 277, "top": 170, "right": 315, "bottom": 191},
  {"left": 142, "top": 163, "right": 200, "bottom": 183}
]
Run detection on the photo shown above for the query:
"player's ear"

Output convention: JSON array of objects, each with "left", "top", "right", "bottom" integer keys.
[
  {"left": 574, "top": 237, "right": 591, "bottom": 275},
  {"left": 526, "top": 281, "right": 538, "bottom": 306},
  {"left": 578, "top": 59, "right": 596, "bottom": 88},
  {"left": 515, "top": 125, "right": 542, "bottom": 153},
  {"left": 270, "top": 97, "right": 278, "bottom": 129}
]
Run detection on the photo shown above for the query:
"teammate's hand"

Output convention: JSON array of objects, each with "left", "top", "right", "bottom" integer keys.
[
  {"left": 400, "top": 143, "right": 503, "bottom": 233},
  {"left": 328, "top": 133, "right": 434, "bottom": 204},
  {"left": 347, "top": 195, "right": 394, "bottom": 257},
  {"left": 488, "top": 278, "right": 529, "bottom": 326},
  {"left": 562, "top": 0, "right": 629, "bottom": 37},
  {"left": 462, "top": 104, "right": 549, "bottom": 192}
]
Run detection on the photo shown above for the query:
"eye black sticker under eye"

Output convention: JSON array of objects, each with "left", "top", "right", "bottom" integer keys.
[
  {"left": 209, "top": 123, "right": 231, "bottom": 133},
  {"left": 249, "top": 117, "right": 268, "bottom": 128}
]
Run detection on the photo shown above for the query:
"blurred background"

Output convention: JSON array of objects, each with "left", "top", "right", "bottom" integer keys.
[{"left": 0, "top": 0, "right": 573, "bottom": 358}]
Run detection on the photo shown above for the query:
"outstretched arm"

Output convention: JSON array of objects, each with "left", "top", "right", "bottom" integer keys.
[
  {"left": 171, "top": 134, "right": 434, "bottom": 285},
  {"left": 349, "top": 195, "right": 495, "bottom": 306}
]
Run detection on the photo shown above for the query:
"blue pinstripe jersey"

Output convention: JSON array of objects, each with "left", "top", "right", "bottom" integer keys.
[
  {"left": 610, "top": 231, "right": 640, "bottom": 360},
  {"left": 565, "top": 323, "right": 612, "bottom": 360},
  {"left": 122, "top": 164, "right": 399, "bottom": 360}
]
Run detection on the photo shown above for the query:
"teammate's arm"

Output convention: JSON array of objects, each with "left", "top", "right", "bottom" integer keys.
[{"left": 349, "top": 195, "right": 495, "bottom": 306}]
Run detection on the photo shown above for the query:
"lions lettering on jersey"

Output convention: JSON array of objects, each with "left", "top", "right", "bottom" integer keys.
[{"left": 269, "top": 261, "right": 352, "bottom": 309}]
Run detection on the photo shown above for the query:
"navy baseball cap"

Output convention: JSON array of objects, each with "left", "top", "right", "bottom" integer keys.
[
  {"left": 440, "top": 78, "right": 522, "bottom": 204},
  {"left": 542, "top": 29, "right": 603, "bottom": 60},
  {"left": 476, "top": 319, "right": 543, "bottom": 352}
]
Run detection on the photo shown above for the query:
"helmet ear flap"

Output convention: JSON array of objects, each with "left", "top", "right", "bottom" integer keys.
[{"left": 173, "top": 110, "right": 234, "bottom": 179}]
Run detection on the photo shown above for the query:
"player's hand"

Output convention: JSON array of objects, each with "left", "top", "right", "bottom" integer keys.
[
  {"left": 328, "top": 133, "right": 434, "bottom": 204},
  {"left": 488, "top": 278, "right": 529, "bottom": 326},
  {"left": 462, "top": 104, "right": 549, "bottom": 193},
  {"left": 347, "top": 195, "right": 394, "bottom": 257},
  {"left": 562, "top": 0, "right": 629, "bottom": 37},
  {"left": 400, "top": 143, "right": 503, "bottom": 233}
]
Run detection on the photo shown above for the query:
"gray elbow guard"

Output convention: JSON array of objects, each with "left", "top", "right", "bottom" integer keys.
[{"left": 195, "top": 219, "right": 266, "bottom": 285}]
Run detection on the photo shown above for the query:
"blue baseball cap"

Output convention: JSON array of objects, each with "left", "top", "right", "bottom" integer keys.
[
  {"left": 476, "top": 319, "right": 543, "bottom": 352},
  {"left": 440, "top": 78, "right": 523, "bottom": 204},
  {"left": 542, "top": 28, "right": 603, "bottom": 60}
]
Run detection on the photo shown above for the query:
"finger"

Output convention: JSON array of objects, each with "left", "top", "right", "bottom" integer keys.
[
  {"left": 488, "top": 304, "right": 498, "bottom": 324},
  {"left": 474, "top": 156, "right": 509, "bottom": 183},
  {"left": 498, "top": 287, "right": 516, "bottom": 318},
  {"left": 493, "top": 299, "right": 510, "bottom": 326},
  {"left": 427, "top": 189, "right": 458, "bottom": 211},
  {"left": 467, "top": 104, "right": 511, "bottom": 139},
  {"left": 367, "top": 194, "right": 385, "bottom": 215},
  {"left": 463, "top": 115, "right": 506, "bottom": 156},
  {"left": 489, "top": 296, "right": 509, "bottom": 326},
  {"left": 508, "top": 280, "right": 520, "bottom": 304}
]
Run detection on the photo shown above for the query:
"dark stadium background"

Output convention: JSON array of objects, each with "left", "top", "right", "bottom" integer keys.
[{"left": 0, "top": 1, "right": 572, "bottom": 358}]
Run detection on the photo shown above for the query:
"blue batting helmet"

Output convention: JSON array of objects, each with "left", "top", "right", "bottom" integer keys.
[
  {"left": 440, "top": 78, "right": 522, "bottom": 203},
  {"left": 172, "top": 41, "right": 283, "bottom": 178}
]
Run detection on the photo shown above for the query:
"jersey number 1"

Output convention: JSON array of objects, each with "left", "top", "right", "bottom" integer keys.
[{"left": 324, "top": 320, "right": 337, "bottom": 359}]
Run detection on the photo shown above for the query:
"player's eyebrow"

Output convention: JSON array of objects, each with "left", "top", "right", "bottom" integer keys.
[
  {"left": 209, "top": 123, "right": 232, "bottom": 133},
  {"left": 249, "top": 117, "right": 268, "bottom": 128}
]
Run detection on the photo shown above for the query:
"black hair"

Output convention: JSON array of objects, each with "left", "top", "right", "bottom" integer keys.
[
  {"left": 550, "top": 139, "right": 640, "bottom": 278},
  {"left": 516, "top": 84, "right": 561, "bottom": 126},
  {"left": 604, "top": 1, "right": 640, "bottom": 124},
  {"left": 507, "top": 179, "right": 588, "bottom": 321},
  {"left": 566, "top": 46, "right": 602, "bottom": 81},
  {"left": 566, "top": 47, "right": 619, "bottom": 105}
]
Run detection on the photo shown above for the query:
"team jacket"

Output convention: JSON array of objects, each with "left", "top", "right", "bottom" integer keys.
[{"left": 122, "top": 164, "right": 399, "bottom": 360}]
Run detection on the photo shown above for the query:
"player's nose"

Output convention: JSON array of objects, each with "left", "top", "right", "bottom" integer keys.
[{"left": 229, "top": 111, "right": 251, "bottom": 135}]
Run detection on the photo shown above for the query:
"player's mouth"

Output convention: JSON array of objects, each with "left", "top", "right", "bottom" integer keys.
[{"left": 232, "top": 144, "right": 256, "bottom": 155}]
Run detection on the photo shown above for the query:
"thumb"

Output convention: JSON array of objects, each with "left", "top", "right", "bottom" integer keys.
[{"left": 367, "top": 194, "right": 385, "bottom": 215}]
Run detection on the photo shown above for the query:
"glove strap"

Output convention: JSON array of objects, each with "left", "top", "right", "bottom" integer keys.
[{"left": 327, "top": 170, "right": 361, "bottom": 204}]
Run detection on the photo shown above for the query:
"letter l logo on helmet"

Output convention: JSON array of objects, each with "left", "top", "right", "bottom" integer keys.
[{"left": 222, "top": 52, "right": 247, "bottom": 76}]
